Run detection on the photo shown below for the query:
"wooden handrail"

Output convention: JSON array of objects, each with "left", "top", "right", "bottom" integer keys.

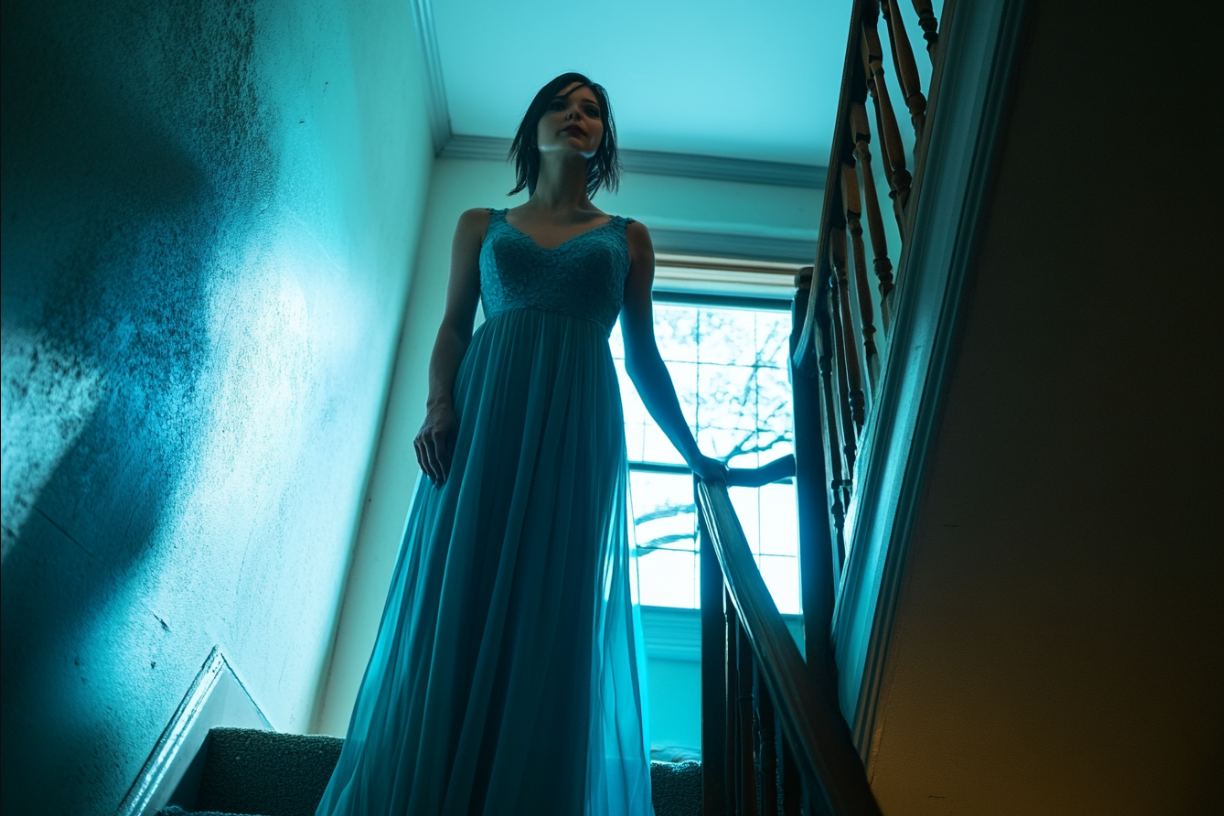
[
  {"left": 697, "top": 464, "right": 882, "bottom": 815},
  {"left": 697, "top": 2, "right": 944, "bottom": 811}
]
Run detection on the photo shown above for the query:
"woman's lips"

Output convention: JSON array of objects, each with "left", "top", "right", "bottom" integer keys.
[{"left": 562, "top": 126, "right": 585, "bottom": 136}]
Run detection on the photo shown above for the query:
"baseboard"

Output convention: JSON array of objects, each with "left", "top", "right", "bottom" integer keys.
[{"left": 115, "top": 647, "right": 271, "bottom": 816}]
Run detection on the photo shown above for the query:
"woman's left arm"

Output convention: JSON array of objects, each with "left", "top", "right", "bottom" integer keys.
[{"left": 621, "top": 221, "right": 726, "bottom": 483}]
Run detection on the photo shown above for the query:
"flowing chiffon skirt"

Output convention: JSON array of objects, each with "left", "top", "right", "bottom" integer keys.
[{"left": 315, "top": 308, "right": 655, "bottom": 816}]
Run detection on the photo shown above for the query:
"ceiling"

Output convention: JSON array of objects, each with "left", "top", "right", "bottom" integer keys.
[{"left": 419, "top": 0, "right": 938, "bottom": 177}]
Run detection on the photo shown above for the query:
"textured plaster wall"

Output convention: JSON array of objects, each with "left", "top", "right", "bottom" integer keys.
[
  {"left": 0, "top": 0, "right": 434, "bottom": 812},
  {"left": 314, "top": 156, "right": 823, "bottom": 736}
]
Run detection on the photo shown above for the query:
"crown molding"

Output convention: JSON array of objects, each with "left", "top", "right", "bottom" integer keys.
[
  {"left": 622, "top": 147, "right": 824, "bottom": 188},
  {"left": 441, "top": 134, "right": 824, "bottom": 188},
  {"left": 410, "top": 0, "right": 451, "bottom": 154}
]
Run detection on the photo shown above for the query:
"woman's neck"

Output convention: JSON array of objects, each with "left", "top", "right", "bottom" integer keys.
[{"left": 527, "top": 153, "right": 595, "bottom": 215}]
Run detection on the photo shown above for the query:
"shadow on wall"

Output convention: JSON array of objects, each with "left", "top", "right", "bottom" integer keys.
[{"left": 1, "top": 0, "right": 280, "bottom": 805}]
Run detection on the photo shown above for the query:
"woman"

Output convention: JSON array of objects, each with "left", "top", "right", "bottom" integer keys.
[{"left": 316, "top": 72, "right": 725, "bottom": 816}]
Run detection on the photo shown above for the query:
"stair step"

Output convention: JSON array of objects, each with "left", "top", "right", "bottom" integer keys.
[
  {"left": 650, "top": 759, "right": 702, "bottom": 815},
  {"left": 168, "top": 728, "right": 701, "bottom": 816},
  {"left": 193, "top": 728, "right": 342, "bottom": 816}
]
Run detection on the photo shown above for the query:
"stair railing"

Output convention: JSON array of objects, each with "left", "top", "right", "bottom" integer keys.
[
  {"left": 793, "top": 0, "right": 946, "bottom": 589},
  {"left": 696, "top": 456, "right": 881, "bottom": 816},
  {"left": 694, "top": 2, "right": 946, "bottom": 812}
]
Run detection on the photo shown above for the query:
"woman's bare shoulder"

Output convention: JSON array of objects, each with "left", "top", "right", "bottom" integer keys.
[
  {"left": 458, "top": 207, "right": 493, "bottom": 229},
  {"left": 454, "top": 207, "right": 494, "bottom": 244},
  {"left": 625, "top": 218, "right": 653, "bottom": 257}
]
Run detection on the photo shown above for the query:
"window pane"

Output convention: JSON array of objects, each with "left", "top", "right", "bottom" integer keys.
[
  {"left": 609, "top": 321, "right": 626, "bottom": 359},
  {"left": 621, "top": 298, "right": 798, "bottom": 613},
  {"left": 758, "top": 483, "right": 798, "bottom": 556},
  {"left": 756, "top": 312, "right": 793, "bottom": 369},
  {"left": 614, "top": 359, "right": 646, "bottom": 423},
  {"left": 637, "top": 549, "right": 697, "bottom": 608},
  {"left": 628, "top": 471, "right": 695, "bottom": 554},
  {"left": 654, "top": 306, "right": 700, "bottom": 363},
  {"left": 697, "top": 426, "right": 760, "bottom": 468},
  {"left": 758, "top": 555, "right": 801, "bottom": 615},
  {"left": 641, "top": 425, "right": 685, "bottom": 465},
  {"left": 698, "top": 308, "right": 758, "bottom": 366},
  {"left": 699, "top": 364, "right": 757, "bottom": 432},
  {"left": 729, "top": 486, "right": 761, "bottom": 554},
  {"left": 757, "top": 367, "right": 794, "bottom": 438},
  {"left": 667, "top": 361, "right": 699, "bottom": 427}
]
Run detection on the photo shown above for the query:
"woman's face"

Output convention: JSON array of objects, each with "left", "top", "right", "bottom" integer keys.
[{"left": 536, "top": 81, "right": 604, "bottom": 159}]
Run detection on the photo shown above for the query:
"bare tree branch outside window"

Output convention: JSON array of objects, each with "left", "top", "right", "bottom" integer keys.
[{"left": 613, "top": 298, "right": 801, "bottom": 612}]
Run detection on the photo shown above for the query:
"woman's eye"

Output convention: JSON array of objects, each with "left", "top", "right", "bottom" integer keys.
[{"left": 585, "top": 108, "right": 599, "bottom": 118}]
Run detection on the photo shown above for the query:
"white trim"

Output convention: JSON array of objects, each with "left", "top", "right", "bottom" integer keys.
[
  {"left": 648, "top": 227, "right": 816, "bottom": 264},
  {"left": 115, "top": 648, "right": 271, "bottom": 816},
  {"left": 654, "top": 266, "right": 795, "bottom": 300},
  {"left": 409, "top": 0, "right": 451, "bottom": 154},
  {"left": 654, "top": 254, "right": 802, "bottom": 275},
  {"left": 640, "top": 605, "right": 805, "bottom": 662},
  {"left": 441, "top": 134, "right": 825, "bottom": 188}
]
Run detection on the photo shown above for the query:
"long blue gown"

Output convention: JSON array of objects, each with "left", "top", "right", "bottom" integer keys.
[{"left": 315, "top": 209, "right": 655, "bottom": 816}]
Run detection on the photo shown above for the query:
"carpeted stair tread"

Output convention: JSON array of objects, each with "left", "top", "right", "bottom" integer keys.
[
  {"left": 174, "top": 727, "right": 701, "bottom": 816},
  {"left": 195, "top": 728, "right": 342, "bottom": 816},
  {"left": 160, "top": 808, "right": 270, "bottom": 816},
  {"left": 649, "top": 760, "right": 702, "bottom": 816}
]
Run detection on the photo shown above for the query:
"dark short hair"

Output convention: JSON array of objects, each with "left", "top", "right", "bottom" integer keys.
[{"left": 508, "top": 72, "right": 620, "bottom": 199}]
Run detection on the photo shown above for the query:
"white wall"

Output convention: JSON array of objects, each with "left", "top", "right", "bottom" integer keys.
[{"left": 313, "top": 156, "right": 822, "bottom": 736}]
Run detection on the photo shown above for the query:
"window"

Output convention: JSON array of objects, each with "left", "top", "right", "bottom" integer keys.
[{"left": 609, "top": 292, "right": 800, "bottom": 614}]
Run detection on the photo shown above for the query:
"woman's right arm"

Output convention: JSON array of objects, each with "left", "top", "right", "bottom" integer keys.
[{"left": 414, "top": 208, "right": 488, "bottom": 485}]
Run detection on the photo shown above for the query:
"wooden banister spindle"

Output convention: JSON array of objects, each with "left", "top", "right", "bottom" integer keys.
[
  {"left": 780, "top": 734, "right": 801, "bottom": 816},
  {"left": 756, "top": 666, "right": 779, "bottom": 816},
  {"left": 870, "top": 93, "right": 904, "bottom": 233},
  {"left": 850, "top": 103, "right": 896, "bottom": 332},
  {"left": 827, "top": 258, "right": 859, "bottom": 537},
  {"left": 912, "top": 0, "right": 939, "bottom": 57},
  {"left": 830, "top": 226, "right": 866, "bottom": 436},
  {"left": 812, "top": 275, "right": 849, "bottom": 566},
  {"left": 861, "top": 17, "right": 912, "bottom": 210},
  {"left": 882, "top": 0, "right": 927, "bottom": 136},
  {"left": 737, "top": 621, "right": 759, "bottom": 816},
  {"left": 725, "top": 590, "right": 738, "bottom": 813},
  {"left": 699, "top": 502, "right": 729, "bottom": 816},
  {"left": 840, "top": 161, "right": 881, "bottom": 392}
]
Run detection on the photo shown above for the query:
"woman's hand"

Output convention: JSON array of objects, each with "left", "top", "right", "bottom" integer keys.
[
  {"left": 690, "top": 453, "right": 728, "bottom": 484},
  {"left": 414, "top": 402, "right": 458, "bottom": 485}
]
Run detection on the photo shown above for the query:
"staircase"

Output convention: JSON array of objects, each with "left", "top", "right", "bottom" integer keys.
[{"left": 159, "top": 728, "right": 701, "bottom": 816}]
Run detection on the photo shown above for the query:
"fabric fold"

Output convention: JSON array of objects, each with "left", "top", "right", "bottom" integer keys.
[{"left": 316, "top": 308, "right": 654, "bottom": 816}]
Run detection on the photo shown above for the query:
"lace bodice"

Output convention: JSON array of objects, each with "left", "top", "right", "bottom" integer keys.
[{"left": 479, "top": 208, "right": 634, "bottom": 335}]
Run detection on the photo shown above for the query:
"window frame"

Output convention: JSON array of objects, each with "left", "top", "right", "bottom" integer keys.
[{"left": 624, "top": 285, "right": 800, "bottom": 612}]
